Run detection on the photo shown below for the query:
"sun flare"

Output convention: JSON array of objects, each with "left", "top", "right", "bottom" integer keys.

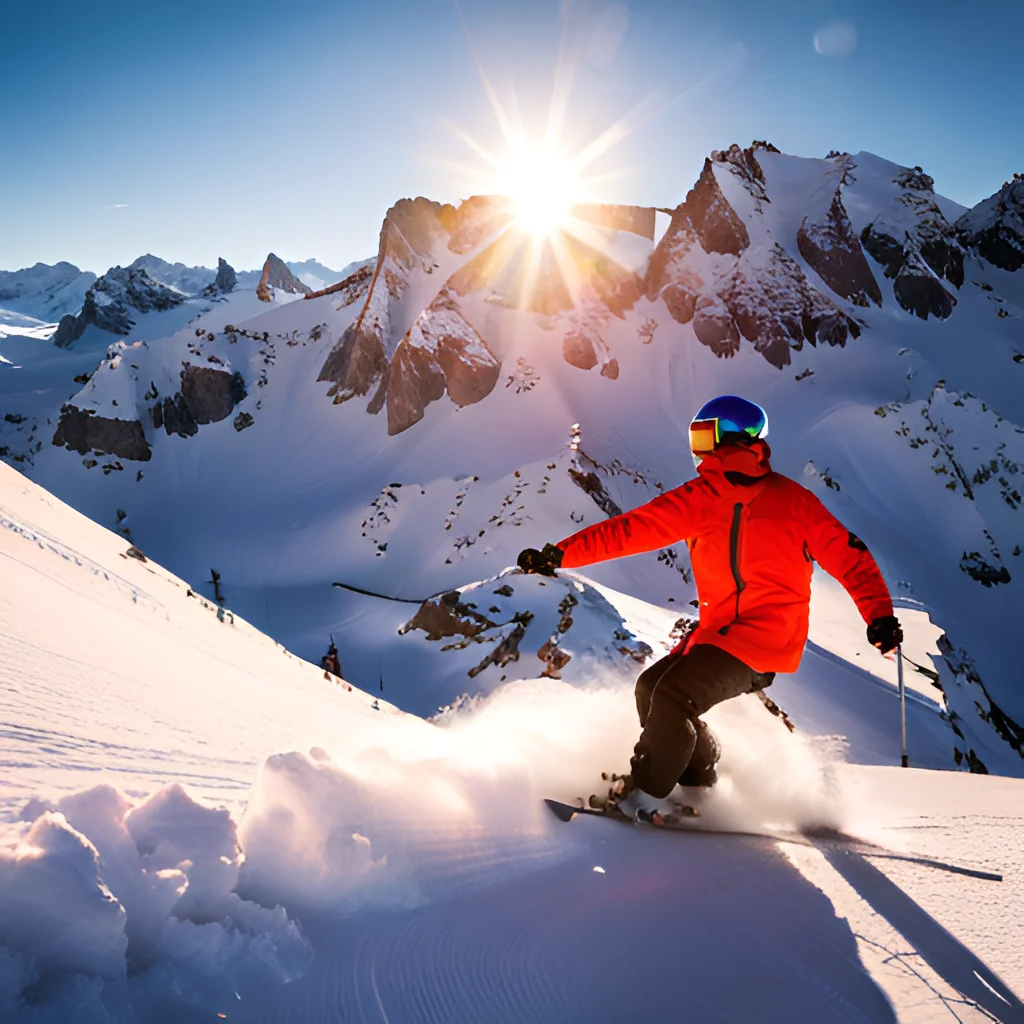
[{"left": 498, "top": 142, "right": 580, "bottom": 239}]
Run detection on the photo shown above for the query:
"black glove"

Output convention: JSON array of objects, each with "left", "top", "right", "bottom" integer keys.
[
  {"left": 867, "top": 615, "right": 903, "bottom": 654},
  {"left": 517, "top": 543, "right": 564, "bottom": 577}
]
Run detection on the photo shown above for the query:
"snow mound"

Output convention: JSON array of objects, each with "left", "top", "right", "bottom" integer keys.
[{"left": 1, "top": 784, "right": 309, "bottom": 1020}]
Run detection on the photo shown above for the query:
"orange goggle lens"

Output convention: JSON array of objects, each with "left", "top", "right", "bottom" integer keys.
[{"left": 689, "top": 420, "right": 718, "bottom": 454}]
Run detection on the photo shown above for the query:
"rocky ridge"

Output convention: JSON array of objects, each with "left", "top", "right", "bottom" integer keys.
[
  {"left": 859, "top": 166, "right": 965, "bottom": 320},
  {"left": 256, "top": 254, "right": 312, "bottom": 302},
  {"left": 956, "top": 175, "right": 1024, "bottom": 272},
  {"left": 315, "top": 144, "right": 1024, "bottom": 431},
  {"left": 51, "top": 266, "right": 187, "bottom": 348},
  {"left": 318, "top": 197, "right": 651, "bottom": 432}
]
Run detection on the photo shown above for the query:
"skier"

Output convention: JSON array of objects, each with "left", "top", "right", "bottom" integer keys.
[
  {"left": 321, "top": 637, "right": 342, "bottom": 679},
  {"left": 517, "top": 395, "right": 902, "bottom": 819}
]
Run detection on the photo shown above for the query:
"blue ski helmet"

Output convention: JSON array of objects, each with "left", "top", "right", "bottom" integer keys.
[{"left": 689, "top": 395, "right": 768, "bottom": 464}]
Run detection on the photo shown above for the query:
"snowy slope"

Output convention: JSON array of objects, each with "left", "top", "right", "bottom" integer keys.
[{"left": 2, "top": 460, "right": 1024, "bottom": 1022}]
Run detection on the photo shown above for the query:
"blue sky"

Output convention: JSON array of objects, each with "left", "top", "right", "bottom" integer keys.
[{"left": 3, "top": 0, "right": 1022, "bottom": 274}]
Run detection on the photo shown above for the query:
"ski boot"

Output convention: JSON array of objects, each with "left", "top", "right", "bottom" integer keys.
[{"left": 590, "top": 773, "right": 698, "bottom": 825}]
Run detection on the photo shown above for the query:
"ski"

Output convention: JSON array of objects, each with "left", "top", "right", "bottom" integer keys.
[{"left": 544, "top": 799, "right": 1003, "bottom": 882}]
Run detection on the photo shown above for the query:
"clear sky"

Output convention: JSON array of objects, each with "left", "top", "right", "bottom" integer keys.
[{"left": 3, "top": 0, "right": 1022, "bottom": 274}]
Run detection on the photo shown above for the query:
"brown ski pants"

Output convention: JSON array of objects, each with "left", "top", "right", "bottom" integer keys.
[{"left": 630, "top": 643, "right": 775, "bottom": 798}]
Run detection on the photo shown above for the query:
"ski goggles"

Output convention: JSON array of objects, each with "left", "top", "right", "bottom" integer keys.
[{"left": 689, "top": 415, "right": 766, "bottom": 454}]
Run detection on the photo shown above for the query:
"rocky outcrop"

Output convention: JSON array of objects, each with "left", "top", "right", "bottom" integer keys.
[
  {"left": 50, "top": 265, "right": 186, "bottom": 346},
  {"left": 400, "top": 590, "right": 498, "bottom": 641},
  {"left": 646, "top": 146, "right": 859, "bottom": 369},
  {"left": 380, "top": 290, "right": 500, "bottom": 435},
  {"left": 861, "top": 226, "right": 956, "bottom": 320},
  {"left": 955, "top": 177, "right": 1024, "bottom": 272},
  {"left": 152, "top": 365, "right": 247, "bottom": 438},
  {"left": 203, "top": 258, "right": 236, "bottom": 296},
  {"left": 319, "top": 199, "right": 457, "bottom": 400},
  {"left": 303, "top": 261, "right": 374, "bottom": 304},
  {"left": 446, "top": 195, "right": 514, "bottom": 254},
  {"left": 52, "top": 406, "right": 151, "bottom": 461},
  {"left": 797, "top": 189, "right": 882, "bottom": 307},
  {"left": 860, "top": 166, "right": 963, "bottom": 320},
  {"left": 256, "top": 254, "right": 312, "bottom": 302},
  {"left": 686, "top": 158, "right": 751, "bottom": 256},
  {"left": 51, "top": 313, "right": 87, "bottom": 349},
  {"left": 563, "top": 330, "right": 599, "bottom": 370}
]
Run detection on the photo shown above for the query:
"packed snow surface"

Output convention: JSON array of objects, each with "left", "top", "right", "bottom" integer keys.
[{"left": 2, "top": 462, "right": 1023, "bottom": 1022}]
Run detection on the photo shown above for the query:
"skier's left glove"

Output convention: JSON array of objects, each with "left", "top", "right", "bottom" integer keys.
[
  {"left": 517, "top": 543, "right": 564, "bottom": 577},
  {"left": 867, "top": 615, "right": 903, "bottom": 654}
]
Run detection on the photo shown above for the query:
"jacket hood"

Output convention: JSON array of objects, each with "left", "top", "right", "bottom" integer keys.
[{"left": 697, "top": 439, "right": 773, "bottom": 484}]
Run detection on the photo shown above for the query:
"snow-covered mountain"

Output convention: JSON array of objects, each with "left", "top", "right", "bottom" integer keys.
[
  {"left": 0, "top": 261, "right": 96, "bottom": 324},
  {"left": 3, "top": 144, "right": 1024, "bottom": 782},
  {"left": 125, "top": 253, "right": 219, "bottom": 296}
]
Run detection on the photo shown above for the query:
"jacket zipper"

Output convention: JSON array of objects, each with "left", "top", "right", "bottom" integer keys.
[{"left": 719, "top": 503, "right": 746, "bottom": 635}]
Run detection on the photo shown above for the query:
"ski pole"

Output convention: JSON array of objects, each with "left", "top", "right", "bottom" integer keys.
[{"left": 897, "top": 643, "right": 908, "bottom": 768}]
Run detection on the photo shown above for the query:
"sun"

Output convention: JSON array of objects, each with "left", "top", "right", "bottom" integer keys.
[{"left": 497, "top": 139, "right": 580, "bottom": 239}]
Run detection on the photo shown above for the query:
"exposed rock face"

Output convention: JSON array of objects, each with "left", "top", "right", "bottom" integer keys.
[
  {"left": 382, "top": 290, "right": 500, "bottom": 435},
  {"left": 692, "top": 300, "right": 740, "bottom": 356},
  {"left": 400, "top": 590, "right": 497, "bottom": 641},
  {"left": 646, "top": 145, "right": 859, "bottom": 369},
  {"left": 256, "top": 254, "right": 313, "bottom": 302},
  {"left": 797, "top": 189, "right": 882, "bottom": 307},
  {"left": 182, "top": 365, "right": 247, "bottom": 424},
  {"left": 661, "top": 280, "right": 698, "bottom": 324},
  {"left": 49, "top": 265, "right": 186, "bottom": 346},
  {"left": 320, "top": 199, "right": 460, "bottom": 403},
  {"left": 955, "top": 177, "right": 1024, "bottom": 272},
  {"left": 153, "top": 365, "right": 248, "bottom": 438},
  {"left": 51, "top": 313, "right": 87, "bottom": 349},
  {"left": 446, "top": 195, "right": 514, "bottom": 255},
  {"left": 687, "top": 158, "right": 751, "bottom": 255},
  {"left": 52, "top": 406, "right": 151, "bottom": 461},
  {"left": 563, "top": 330, "right": 599, "bottom": 370},
  {"left": 861, "top": 226, "right": 956, "bottom": 320},
  {"left": 860, "top": 166, "right": 963, "bottom": 320},
  {"left": 303, "top": 261, "right": 374, "bottom": 304},
  {"left": 203, "top": 258, "right": 237, "bottom": 296},
  {"left": 319, "top": 194, "right": 650, "bottom": 424}
]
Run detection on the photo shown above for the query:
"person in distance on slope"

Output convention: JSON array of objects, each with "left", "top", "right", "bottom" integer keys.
[
  {"left": 516, "top": 395, "right": 902, "bottom": 819},
  {"left": 321, "top": 637, "right": 342, "bottom": 680}
]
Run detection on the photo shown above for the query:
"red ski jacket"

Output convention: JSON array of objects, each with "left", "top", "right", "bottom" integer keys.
[{"left": 556, "top": 440, "right": 893, "bottom": 673}]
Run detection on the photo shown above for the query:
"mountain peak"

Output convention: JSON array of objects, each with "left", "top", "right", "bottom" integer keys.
[
  {"left": 955, "top": 175, "right": 1024, "bottom": 271},
  {"left": 256, "top": 253, "right": 312, "bottom": 302}
]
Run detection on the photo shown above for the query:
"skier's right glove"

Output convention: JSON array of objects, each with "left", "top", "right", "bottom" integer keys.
[
  {"left": 517, "top": 543, "right": 564, "bottom": 577},
  {"left": 867, "top": 615, "right": 903, "bottom": 655}
]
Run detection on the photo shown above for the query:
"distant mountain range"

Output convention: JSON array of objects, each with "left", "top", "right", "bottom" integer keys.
[{"left": 0, "top": 254, "right": 357, "bottom": 335}]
